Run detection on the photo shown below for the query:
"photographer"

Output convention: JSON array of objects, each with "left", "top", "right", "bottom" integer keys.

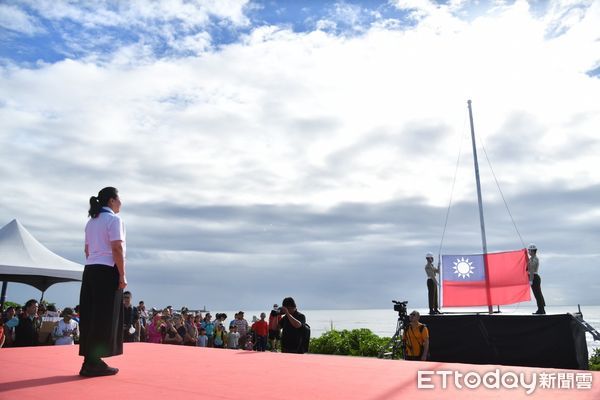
[
  {"left": 278, "top": 297, "right": 307, "bottom": 354},
  {"left": 402, "top": 310, "right": 429, "bottom": 361}
]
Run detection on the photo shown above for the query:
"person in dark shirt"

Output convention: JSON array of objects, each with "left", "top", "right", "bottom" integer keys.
[
  {"left": 122, "top": 291, "right": 139, "bottom": 342},
  {"left": 14, "top": 299, "right": 39, "bottom": 347},
  {"left": 278, "top": 297, "right": 306, "bottom": 354}
]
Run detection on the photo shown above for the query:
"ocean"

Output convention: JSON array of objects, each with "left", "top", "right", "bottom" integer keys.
[{"left": 220, "top": 305, "right": 600, "bottom": 356}]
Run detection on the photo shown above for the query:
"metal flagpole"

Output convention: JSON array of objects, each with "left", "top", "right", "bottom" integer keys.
[{"left": 467, "top": 100, "right": 493, "bottom": 314}]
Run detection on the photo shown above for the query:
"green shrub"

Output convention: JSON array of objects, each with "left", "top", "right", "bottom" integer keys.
[
  {"left": 309, "top": 328, "right": 390, "bottom": 357},
  {"left": 590, "top": 347, "right": 600, "bottom": 371}
]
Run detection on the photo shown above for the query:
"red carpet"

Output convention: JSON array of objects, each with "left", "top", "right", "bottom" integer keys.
[{"left": 1, "top": 343, "right": 598, "bottom": 399}]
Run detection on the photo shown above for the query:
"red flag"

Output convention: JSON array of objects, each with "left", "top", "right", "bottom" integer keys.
[{"left": 442, "top": 249, "right": 530, "bottom": 307}]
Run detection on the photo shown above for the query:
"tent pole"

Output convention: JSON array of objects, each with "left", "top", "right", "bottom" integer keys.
[{"left": 0, "top": 281, "right": 7, "bottom": 311}]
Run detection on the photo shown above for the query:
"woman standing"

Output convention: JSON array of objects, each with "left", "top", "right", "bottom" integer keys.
[{"left": 79, "top": 187, "right": 127, "bottom": 377}]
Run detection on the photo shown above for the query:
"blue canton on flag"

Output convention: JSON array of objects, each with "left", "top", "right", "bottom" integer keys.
[{"left": 442, "top": 254, "right": 486, "bottom": 282}]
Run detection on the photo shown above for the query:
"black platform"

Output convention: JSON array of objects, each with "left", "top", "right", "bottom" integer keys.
[{"left": 420, "top": 313, "right": 589, "bottom": 370}]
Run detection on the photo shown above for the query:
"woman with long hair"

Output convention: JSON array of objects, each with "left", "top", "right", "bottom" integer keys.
[{"left": 79, "top": 187, "right": 127, "bottom": 377}]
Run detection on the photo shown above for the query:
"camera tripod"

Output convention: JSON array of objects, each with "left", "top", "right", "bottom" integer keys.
[{"left": 378, "top": 312, "right": 408, "bottom": 359}]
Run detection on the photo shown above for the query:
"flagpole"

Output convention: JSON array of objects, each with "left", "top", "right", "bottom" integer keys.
[{"left": 467, "top": 100, "right": 493, "bottom": 314}]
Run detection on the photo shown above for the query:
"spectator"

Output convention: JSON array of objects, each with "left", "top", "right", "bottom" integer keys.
[
  {"left": 162, "top": 318, "right": 183, "bottom": 345},
  {"left": 279, "top": 297, "right": 307, "bottom": 354},
  {"left": 252, "top": 312, "right": 269, "bottom": 352},
  {"left": 198, "top": 328, "right": 208, "bottom": 347},
  {"left": 122, "top": 291, "right": 139, "bottom": 342},
  {"left": 174, "top": 316, "right": 187, "bottom": 342},
  {"left": 213, "top": 323, "right": 227, "bottom": 348},
  {"left": 164, "top": 306, "right": 173, "bottom": 317},
  {"left": 2, "top": 307, "right": 17, "bottom": 347},
  {"left": 268, "top": 304, "right": 282, "bottom": 352},
  {"left": 138, "top": 301, "right": 148, "bottom": 342},
  {"left": 214, "top": 313, "right": 227, "bottom": 330},
  {"left": 146, "top": 313, "right": 164, "bottom": 344},
  {"left": 35, "top": 303, "right": 46, "bottom": 332},
  {"left": 244, "top": 334, "right": 254, "bottom": 351},
  {"left": 229, "top": 312, "right": 238, "bottom": 330},
  {"left": 194, "top": 313, "right": 203, "bottom": 332},
  {"left": 12, "top": 299, "right": 39, "bottom": 347},
  {"left": 183, "top": 313, "right": 199, "bottom": 346},
  {"left": 201, "top": 313, "right": 215, "bottom": 347},
  {"left": 227, "top": 325, "right": 239, "bottom": 349},
  {"left": 72, "top": 305, "right": 80, "bottom": 323},
  {"left": 0, "top": 317, "right": 5, "bottom": 348},
  {"left": 53, "top": 307, "right": 79, "bottom": 345},
  {"left": 232, "top": 311, "right": 249, "bottom": 349}
]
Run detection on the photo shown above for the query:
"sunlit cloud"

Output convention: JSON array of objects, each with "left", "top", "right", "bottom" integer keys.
[{"left": 1, "top": 0, "right": 599, "bottom": 309}]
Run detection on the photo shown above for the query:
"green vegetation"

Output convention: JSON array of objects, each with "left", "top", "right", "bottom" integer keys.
[
  {"left": 589, "top": 347, "right": 600, "bottom": 371},
  {"left": 2, "top": 301, "right": 21, "bottom": 310},
  {"left": 309, "top": 328, "right": 391, "bottom": 358}
]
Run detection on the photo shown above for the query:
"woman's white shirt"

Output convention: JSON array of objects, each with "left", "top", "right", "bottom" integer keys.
[{"left": 85, "top": 207, "right": 126, "bottom": 266}]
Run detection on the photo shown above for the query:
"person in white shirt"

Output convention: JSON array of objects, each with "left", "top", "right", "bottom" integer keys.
[
  {"left": 79, "top": 187, "right": 127, "bottom": 377},
  {"left": 53, "top": 307, "right": 79, "bottom": 345},
  {"left": 527, "top": 244, "right": 546, "bottom": 315},
  {"left": 227, "top": 325, "right": 240, "bottom": 349}
]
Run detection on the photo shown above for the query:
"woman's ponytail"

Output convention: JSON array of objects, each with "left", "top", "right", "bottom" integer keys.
[
  {"left": 87, "top": 187, "right": 118, "bottom": 218},
  {"left": 88, "top": 196, "right": 101, "bottom": 218}
]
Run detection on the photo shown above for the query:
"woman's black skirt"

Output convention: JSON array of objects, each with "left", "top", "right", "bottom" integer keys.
[{"left": 78, "top": 264, "right": 123, "bottom": 358}]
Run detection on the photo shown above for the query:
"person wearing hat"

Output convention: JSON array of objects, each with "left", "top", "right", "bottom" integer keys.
[
  {"left": 527, "top": 244, "right": 546, "bottom": 315},
  {"left": 53, "top": 307, "right": 79, "bottom": 345},
  {"left": 278, "top": 297, "right": 307, "bottom": 354},
  {"left": 424, "top": 252, "right": 440, "bottom": 315}
]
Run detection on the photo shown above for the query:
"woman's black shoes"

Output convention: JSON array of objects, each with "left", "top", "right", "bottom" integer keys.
[{"left": 79, "top": 359, "right": 119, "bottom": 377}]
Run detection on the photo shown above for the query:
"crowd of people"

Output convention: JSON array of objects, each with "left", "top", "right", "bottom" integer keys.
[{"left": 0, "top": 294, "right": 308, "bottom": 354}]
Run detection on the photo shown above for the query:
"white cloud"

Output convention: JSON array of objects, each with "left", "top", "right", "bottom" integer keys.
[
  {"left": 22, "top": 0, "right": 251, "bottom": 29},
  {"left": 0, "top": 4, "right": 44, "bottom": 35},
  {"left": 1, "top": 1, "right": 600, "bottom": 308}
]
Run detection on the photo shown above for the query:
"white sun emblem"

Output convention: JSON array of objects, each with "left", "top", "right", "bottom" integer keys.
[{"left": 453, "top": 257, "right": 475, "bottom": 278}]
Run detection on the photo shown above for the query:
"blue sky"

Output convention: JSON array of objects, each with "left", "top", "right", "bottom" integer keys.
[{"left": 1, "top": 0, "right": 599, "bottom": 311}]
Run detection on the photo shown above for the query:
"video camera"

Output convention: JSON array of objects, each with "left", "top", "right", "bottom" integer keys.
[
  {"left": 392, "top": 300, "right": 408, "bottom": 314},
  {"left": 392, "top": 300, "right": 410, "bottom": 329}
]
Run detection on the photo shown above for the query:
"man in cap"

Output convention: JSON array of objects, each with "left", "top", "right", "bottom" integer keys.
[
  {"left": 424, "top": 252, "right": 440, "bottom": 315},
  {"left": 527, "top": 244, "right": 546, "bottom": 315}
]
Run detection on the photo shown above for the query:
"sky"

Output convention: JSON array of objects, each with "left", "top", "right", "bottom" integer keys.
[{"left": 1, "top": 0, "right": 599, "bottom": 312}]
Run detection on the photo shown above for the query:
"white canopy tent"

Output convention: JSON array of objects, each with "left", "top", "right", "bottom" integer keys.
[{"left": 0, "top": 219, "right": 83, "bottom": 309}]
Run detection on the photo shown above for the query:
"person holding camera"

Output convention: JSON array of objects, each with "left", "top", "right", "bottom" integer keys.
[
  {"left": 403, "top": 310, "right": 429, "bottom": 361},
  {"left": 278, "top": 297, "right": 307, "bottom": 354},
  {"left": 268, "top": 304, "right": 282, "bottom": 351}
]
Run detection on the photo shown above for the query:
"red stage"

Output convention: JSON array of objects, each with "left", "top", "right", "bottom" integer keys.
[{"left": 1, "top": 343, "right": 598, "bottom": 399}]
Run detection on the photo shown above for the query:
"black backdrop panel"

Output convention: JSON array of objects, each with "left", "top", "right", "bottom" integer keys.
[{"left": 419, "top": 314, "right": 588, "bottom": 369}]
